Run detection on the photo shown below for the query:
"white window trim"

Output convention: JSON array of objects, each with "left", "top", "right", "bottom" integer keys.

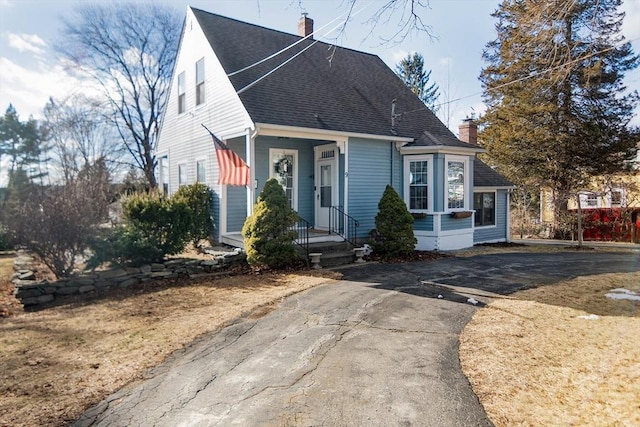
[
  {"left": 177, "top": 71, "right": 186, "bottom": 115},
  {"left": 195, "top": 157, "right": 207, "bottom": 184},
  {"left": 404, "top": 154, "right": 433, "bottom": 213},
  {"left": 195, "top": 57, "right": 205, "bottom": 108},
  {"left": 473, "top": 190, "right": 497, "bottom": 229},
  {"left": 269, "top": 148, "right": 298, "bottom": 211},
  {"left": 157, "top": 152, "right": 169, "bottom": 194},
  {"left": 177, "top": 162, "right": 188, "bottom": 187},
  {"left": 444, "top": 155, "right": 470, "bottom": 212}
]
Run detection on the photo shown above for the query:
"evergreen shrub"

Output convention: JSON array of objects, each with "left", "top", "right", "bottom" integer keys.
[
  {"left": 175, "top": 183, "right": 214, "bottom": 245},
  {"left": 371, "top": 185, "right": 416, "bottom": 257},
  {"left": 242, "top": 179, "right": 298, "bottom": 268},
  {"left": 89, "top": 192, "right": 192, "bottom": 267}
]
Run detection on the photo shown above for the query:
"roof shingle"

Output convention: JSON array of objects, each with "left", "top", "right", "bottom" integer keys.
[{"left": 191, "top": 8, "right": 476, "bottom": 148}]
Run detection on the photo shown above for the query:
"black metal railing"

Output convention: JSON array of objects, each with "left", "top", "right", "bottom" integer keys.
[
  {"left": 328, "top": 205, "right": 359, "bottom": 247},
  {"left": 291, "top": 214, "right": 311, "bottom": 261}
]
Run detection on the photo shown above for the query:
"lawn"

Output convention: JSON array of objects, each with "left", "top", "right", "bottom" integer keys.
[
  {"left": 0, "top": 258, "right": 339, "bottom": 427},
  {"left": 460, "top": 269, "right": 640, "bottom": 426}
]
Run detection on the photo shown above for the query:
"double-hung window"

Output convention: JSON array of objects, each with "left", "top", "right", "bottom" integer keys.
[
  {"left": 404, "top": 156, "right": 432, "bottom": 211},
  {"left": 177, "top": 71, "right": 185, "bottom": 114},
  {"left": 196, "top": 160, "right": 206, "bottom": 183},
  {"left": 178, "top": 163, "right": 187, "bottom": 187},
  {"left": 447, "top": 158, "right": 467, "bottom": 210},
  {"left": 195, "top": 58, "right": 205, "bottom": 106},
  {"left": 474, "top": 192, "right": 495, "bottom": 227}
]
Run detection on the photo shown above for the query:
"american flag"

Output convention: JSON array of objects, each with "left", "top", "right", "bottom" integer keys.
[{"left": 203, "top": 125, "right": 250, "bottom": 186}]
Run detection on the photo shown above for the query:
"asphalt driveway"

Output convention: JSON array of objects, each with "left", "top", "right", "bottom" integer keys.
[{"left": 74, "top": 250, "right": 638, "bottom": 427}]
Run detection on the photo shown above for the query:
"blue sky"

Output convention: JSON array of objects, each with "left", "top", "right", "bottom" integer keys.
[{"left": 0, "top": 0, "right": 639, "bottom": 134}]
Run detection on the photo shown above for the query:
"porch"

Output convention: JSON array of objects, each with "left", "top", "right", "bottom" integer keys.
[{"left": 220, "top": 229, "right": 345, "bottom": 250}]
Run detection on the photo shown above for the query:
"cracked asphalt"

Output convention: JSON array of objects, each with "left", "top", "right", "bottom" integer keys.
[{"left": 74, "top": 250, "right": 638, "bottom": 427}]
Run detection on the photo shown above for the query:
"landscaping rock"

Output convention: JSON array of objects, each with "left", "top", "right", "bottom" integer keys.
[
  {"left": 118, "top": 278, "right": 138, "bottom": 288},
  {"left": 78, "top": 285, "right": 95, "bottom": 294},
  {"left": 56, "top": 287, "right": 79, "bottom": 295},
  {"left": 99, "top": 268, "right": 128, "bottom": 280}
]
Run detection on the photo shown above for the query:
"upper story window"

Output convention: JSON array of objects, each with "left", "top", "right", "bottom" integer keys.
[
  {"left": 177, "top": 72, "right": 185, "bottom": 114},
  {"left": 404, "top": 155, "right": 432, "bottom": 212},
  {"left": 447, "top": 157, "right": 467, "bottom": 210},
  {"left": 195, "top": 58, "right": 205, "bottom": 106},
  {"left": 585, "top": 193, "right": 598, "bottom": 207}
]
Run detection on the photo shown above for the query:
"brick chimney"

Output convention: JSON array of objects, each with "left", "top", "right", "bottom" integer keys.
[
  {"left": 459, "top": 118, "right": 478, "bottom": 145},
  {"left": 298, "top": 13, "right": 313, "bottom": 38}
]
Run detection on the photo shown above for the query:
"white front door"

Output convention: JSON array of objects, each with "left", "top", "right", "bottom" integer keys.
[{"left": 315, "top": 144, "right": 338, "bottom": 230}]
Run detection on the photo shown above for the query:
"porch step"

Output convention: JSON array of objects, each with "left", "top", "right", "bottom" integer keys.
[{"left": 300, "top": 241, "right": 356, "bottom": 268}]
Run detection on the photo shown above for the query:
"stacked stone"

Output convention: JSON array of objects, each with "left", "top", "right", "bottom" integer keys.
[{"left": 12, "top": 250, "right": 244, "bottom": 307}]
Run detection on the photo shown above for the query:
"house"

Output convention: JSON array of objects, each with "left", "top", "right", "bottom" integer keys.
[
  {"left": 540, "top": 147, "right": 640, "bottom": 242},
  {"left": 156, "top": 7, "right": 514, "bottom": 252}
]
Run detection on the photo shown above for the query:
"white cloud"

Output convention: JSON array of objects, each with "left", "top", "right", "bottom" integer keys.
[
  {"left": 392, "top": 49, "right": 415, "bottom": 63},
  {"left": 0, "top": 56, "right": 95, "bottom": 119},
  {"left": 7, "top": 32, "right": 47, "bottom": 55},
  {"left": 0, "top": 0, "right": 14, "bottom": 7}
]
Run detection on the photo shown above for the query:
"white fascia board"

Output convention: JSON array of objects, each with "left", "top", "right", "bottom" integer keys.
[
  {"left": 399, "top": 145, "right": 485, "bottom": 155},
  {"left": 255, "top": 123, "right": 413, "bottom": 143},
  {"left": 474, "top": 185, "right": 515, "bottom": 191}
]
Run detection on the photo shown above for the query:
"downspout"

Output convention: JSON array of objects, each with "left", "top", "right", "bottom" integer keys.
[
  {"left": 506, "top": 189, "right": 512, "bottom": 243},
  {"left": 390, "top": 141, "right": 394, "bottom": 187}
]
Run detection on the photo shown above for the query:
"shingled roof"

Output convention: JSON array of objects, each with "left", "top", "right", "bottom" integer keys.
[
  {"left": 474, "top": 159, "right": 514, "bottom": 188},
  {"left": 191, "top": 8, "right": 475, "bottom": 148}
]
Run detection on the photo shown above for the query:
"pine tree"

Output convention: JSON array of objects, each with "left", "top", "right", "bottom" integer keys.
[
  {"left": 480, "top": 0, "right": 639, "bottom": 234},
  {"left": 395, "top": 53, "right": 440, "bottom": 112}
]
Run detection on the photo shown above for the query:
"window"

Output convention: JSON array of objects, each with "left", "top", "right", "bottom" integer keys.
[
  {"left": 178, "top": 164, "right": 187, "bottom": 187},
  {"left": 159, "top": 155, "right": 169, "bottom": 195},
  {"left": 270, "top": 149, "right": 297, "bottom": 209},
  {"left": 611, "top": 190, "right": 622, "bottom": 207},
  {"left": 409, "top": 160, "right": 429, "bottom": 210},
  {"left": 404, "top": 156, "right": 432, "bottom": 212},
  {"left": 195, "top": 58, "right": 205, "bottom": 106},
  {"left": 177, "top": 72, "right": 185, "bottom": 114},
  {"left": 447, "top": 159, "right": 465, "bottom": 210},
  {"left": 474, "top": 192, "right": 495, "bottom": 227},
  {"left": 196, "top": 160, "right": 206, "bottom": 183},
  {"left": 585, "top": 193, "right": 597, "bottom": 207}
]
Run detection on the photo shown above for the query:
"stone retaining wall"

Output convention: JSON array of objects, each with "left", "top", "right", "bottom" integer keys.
[{"left": 12, "top": 249, "right": 244, "bottom": 307}]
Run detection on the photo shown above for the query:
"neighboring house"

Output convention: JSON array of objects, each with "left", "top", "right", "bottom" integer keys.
[
  {"left": 539, "top": 145, "right": 640, "bottom": 242},
  {"left": 156, "top": 7, "right": 514, "bottom": 251}
]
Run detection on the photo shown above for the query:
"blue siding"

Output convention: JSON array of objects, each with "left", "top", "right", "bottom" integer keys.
[
  {"left": 474, "top": 189, "right": 509, "bottom": 243},
  {"left": 348, "top": 138, "right": 394, "bottom": 237},
  {"left": 433, "top": 155, "right": 445, "bottom": 212},
  {"left": 391, "top": 144, "right": 402, "bottom": 194},
  {"left": 226, "top": 137, "right": 247, "bottom": 232},
  {"left": 253, "top": 136, "right": 319, "bottom": 222},
  {"left": 441, "top": 214, "right": 472, "bottom": 231},
  {"left": 413, "top": 215, "right": 434, "bottom": 231}
]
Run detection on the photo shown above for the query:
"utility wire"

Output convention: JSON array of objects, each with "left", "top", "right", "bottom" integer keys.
[
  {"left": 400, "top": 36, "right": 640, "bottom": 117},
  {"left": 235, "top": 1, "right": 373, "bottom": 95}
]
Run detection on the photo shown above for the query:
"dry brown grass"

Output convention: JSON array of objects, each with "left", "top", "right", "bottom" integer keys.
[
  {"left": 0, "top": 268, "right": 340, "bottom": 427},
  {"left": 460, "top": 271, "right": 640, "bottom": 427}
]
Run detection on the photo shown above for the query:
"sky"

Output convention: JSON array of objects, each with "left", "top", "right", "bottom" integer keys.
[{"left": 0, "top": 0, "right": 639, "bottom": 171}]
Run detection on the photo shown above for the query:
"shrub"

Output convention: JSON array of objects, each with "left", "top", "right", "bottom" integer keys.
[
  {"left": 371, "top": 185, "right": 416, "bottom": 257},
  {"left": 2, "top": 165, "right": 111, "bottom": 278},
  {"left": 175, "top": 183, "right": 214, "bottom": 246},
  {"left": 242, "top": 179, "right": 298, "bottom": 268},
  {"left": 89, "top": 192, "right": 192, "bottom": 267}
]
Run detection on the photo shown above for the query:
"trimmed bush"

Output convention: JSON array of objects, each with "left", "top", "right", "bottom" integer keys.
[
  {"left": 175, "top": 183, "right": 214, "bottom": 245},
  {"left": 371, "top": 185, "right": 416, "bottom": 257},
  {"left": 242, "top": 179, "right": 298, "bottom": 268},
  {"left": 89, "top": 192, "right": 192, "bottom": 267}
]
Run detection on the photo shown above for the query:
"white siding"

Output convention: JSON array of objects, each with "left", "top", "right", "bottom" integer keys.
[{"left": 156, "top": 7, "right": 253, "bottom": 195}]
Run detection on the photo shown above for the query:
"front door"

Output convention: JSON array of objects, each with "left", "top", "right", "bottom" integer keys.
[{"left": 315, "top": 144, "right": 338, "bottom": 230}]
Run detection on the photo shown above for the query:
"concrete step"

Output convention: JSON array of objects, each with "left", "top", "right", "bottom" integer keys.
[{"left": 296, "top": 240, "right": 357, "bottom": 268}]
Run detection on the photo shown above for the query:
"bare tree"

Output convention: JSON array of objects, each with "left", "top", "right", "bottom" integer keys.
[
  {"left": 57, "top": 3, "right": 181, "bottom": 189},
  {"left": 43, "top": 94, "right": 126, "bottom": 184}
]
